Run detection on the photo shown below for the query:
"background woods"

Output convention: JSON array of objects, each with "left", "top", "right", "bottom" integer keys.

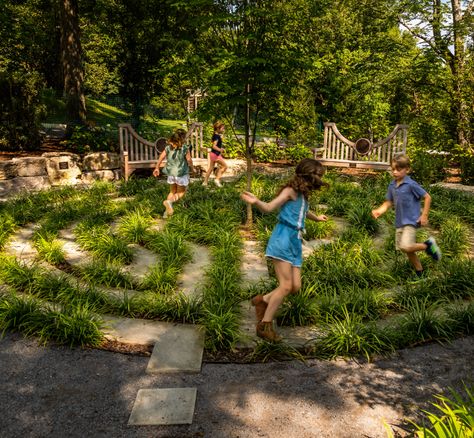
[{"left": 0, "top": 0, "right": 473, "bottom": 175}]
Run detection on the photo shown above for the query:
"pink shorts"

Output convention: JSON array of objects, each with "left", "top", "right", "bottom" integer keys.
[{"left": 210, "top": 152, "right": 224, "bottom": 162}]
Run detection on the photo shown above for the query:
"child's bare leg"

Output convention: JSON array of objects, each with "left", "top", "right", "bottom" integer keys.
[
  {"left": 406, "top": 251, "right": 423, "bottom": 271},
  {"left": 203, "top": 162, "right": 215, "bottom": 183},
  {"left": 174, "top": 185, "right": 187, "bottom": 202},
  {"left": 290, "top": 266, "right": 301, "bottom": 294},
  {"left": 215, "top": 159, "right": 228, "bottom": 180},
  {"left": 262, "top": 260, "right": 294, "bottom": 322},
  {"left": 166, "top": 184, "right": 178, "bottom": 201}
]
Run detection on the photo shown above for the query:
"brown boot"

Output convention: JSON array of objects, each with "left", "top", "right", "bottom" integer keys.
[
  {"left": 256, "top": 321, "right": 282, "bottom": 342},
  {"left": 251, "top": 295, "right": 268, "bottom": 321}
]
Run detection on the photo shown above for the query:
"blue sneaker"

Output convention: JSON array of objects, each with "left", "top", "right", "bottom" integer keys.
[{"left": 425, "top": 237, "right": 441, "bottom": 261}]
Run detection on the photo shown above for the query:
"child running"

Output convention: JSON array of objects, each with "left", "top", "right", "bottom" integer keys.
[
  {"left": 153, "top": 131, "right": 194, "bottom": 218},
  {"left": 372, "top": 153, "right": 441, "bottom": 277},
  {"left": 241, "top": 158, "right": 328, "bottom": 342},
  {"left": 202, "top": 121, "right": 228, "bottom": 187}
]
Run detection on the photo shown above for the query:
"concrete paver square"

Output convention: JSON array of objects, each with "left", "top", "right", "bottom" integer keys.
[
  {"left": 146, "top": 325, "right": 205, "bottom": 373},
  {"left": 128, "top": 388, "right": 197, "bottom": 425}
]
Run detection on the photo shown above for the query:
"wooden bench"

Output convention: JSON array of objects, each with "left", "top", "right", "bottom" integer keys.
[
  {"left": 118, "top": 122, "right": 209, "bottom": 181},
  {"left": 314, "top": 122, "right": 408, "bottom": 169}
]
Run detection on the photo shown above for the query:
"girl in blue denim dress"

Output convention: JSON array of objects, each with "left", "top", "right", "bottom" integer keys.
[{"left": 241, "top": 158, "right": 328, "bottom": 342}]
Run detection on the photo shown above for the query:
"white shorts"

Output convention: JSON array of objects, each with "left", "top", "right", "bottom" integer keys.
[
  {"left": 167, "top": 174, "right": 190, "bottom": 186},
  {"left": 395, "top": 225, "right": 417, "bottom": 251}
]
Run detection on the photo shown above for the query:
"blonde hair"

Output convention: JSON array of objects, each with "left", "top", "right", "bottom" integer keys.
[
  {"left": 391, "top": 153, "right": 411, "bottom": 170},
  {"left": 213, "top": 121, "right": 225, "bottom": 132}
]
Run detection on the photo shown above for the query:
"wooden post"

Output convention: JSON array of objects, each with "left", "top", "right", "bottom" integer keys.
[{"left": 123, "top": 151, "right": 129, "bottom": 182}]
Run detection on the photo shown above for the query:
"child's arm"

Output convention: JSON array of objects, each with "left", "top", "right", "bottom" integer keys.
[
  {"left": 306, "top": 211, "right": 328, "bottom": 222},
  {"left": 241, "top": 187, "right": 294, "bottom": 213},
  {"left": 153, "top": 150, "right": 167, "bottom": 177},
  {"left": 372, "top": 200, "right": 392, "bottom": 219},
  {"left": 418, "top": 193, "right": 431, "bottom": 226},
  {"left": 186, "top": 149, "right": 194, "bottom": 174}
]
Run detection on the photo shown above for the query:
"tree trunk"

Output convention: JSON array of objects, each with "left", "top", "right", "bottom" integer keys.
[
  {"left": 245, "top": 83, "right": 253, "bottom": 227},
  {"left": 451, "top": 0, "right": 470, "bottom": 149},
  {"left": 60, "top": 0, "right": 86, "bottom": 124}
]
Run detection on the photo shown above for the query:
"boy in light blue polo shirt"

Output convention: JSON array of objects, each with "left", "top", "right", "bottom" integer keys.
[{"left": 372, "top": 154, "right": 441, "bottom": 277}]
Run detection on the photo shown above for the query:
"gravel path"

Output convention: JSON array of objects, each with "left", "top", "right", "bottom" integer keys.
[{"left": 1, "top": 332, "right": 473, "bottom": 438}]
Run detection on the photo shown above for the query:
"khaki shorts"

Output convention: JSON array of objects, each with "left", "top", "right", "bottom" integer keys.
[{"left": 395, "top": 225, "right": 417, "bottom": 251}]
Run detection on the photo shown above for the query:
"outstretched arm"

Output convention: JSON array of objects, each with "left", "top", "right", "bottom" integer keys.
[
  {"left": 241, "top": 187, "right": 294, "bottom": 213},
  {"left": 306, "top": 211, "right": 328, "bottom": 222},
  {"left": 153, "top": 150, "right": 167, "bottom": 177},
  {"left": 372, "top": 200, "right": 392, "bottom": 219}
]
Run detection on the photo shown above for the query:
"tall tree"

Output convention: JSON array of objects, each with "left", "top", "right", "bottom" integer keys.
[
  {"left": 185, "top": 0, "right": 314, "bottom": 224},
  {"left": 60, "top": 0, "right": 86, "bottom": 123},
  {"left": 398, "top": 0, "right": 474, "bottom": 150}
]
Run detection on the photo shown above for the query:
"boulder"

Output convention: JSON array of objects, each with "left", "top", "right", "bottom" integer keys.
[
  {"left": 82, "top": 169, "right": 120, "bottom": 184},
  {"left": 0, "top": 161, "right": 18, "bottom": 180},
  {"left": 43, "top": 152, "right": 82, "bottom": 186},
  {"left": 83, "top": 152, "right": 120, "bottom": 171},
  {"left": 0, "top": 176, "right": 51, "bottom": 197},
  {"left": 11, "top": 157, "right": 47, "bottom": 177}
]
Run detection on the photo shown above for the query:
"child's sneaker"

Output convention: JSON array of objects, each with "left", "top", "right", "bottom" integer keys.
[
  {"left": 163, "top": 200, "right": 174, "bottom": 218},
  {"left": 425, "top": 237, "right": 441, "bottom": 261},
  {"left": 202, "top": 181, "right": 208, "bottom": 187},
  {"left": 214, "top": 179, "right": 222, "bottom": 188}
]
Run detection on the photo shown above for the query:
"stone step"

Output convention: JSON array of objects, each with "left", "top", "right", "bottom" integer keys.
[{"left": 128, "top": 388, "right": 197, "bottom": 425}]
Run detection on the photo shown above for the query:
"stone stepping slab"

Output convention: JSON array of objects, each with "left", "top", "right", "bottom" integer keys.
[
  {"left": 177, "top": 242, "right": 210, "bottom": 299},
  {"left": 241, "top": 240, "right": 269, "bottom": 286},
  {"left": 4, "top": 225, "right": 38, "bottom": 261},
  {"left": 128, "top": 388, "right": 197, "bottom": 425},
  {"left": 146, "top": 324, "right": 205, "bottom": 374},
  {"left": 103, "top": 315, "right": 204, "bottom": 369}
]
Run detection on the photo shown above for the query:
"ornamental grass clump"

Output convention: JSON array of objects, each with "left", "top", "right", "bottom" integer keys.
[
  {"left": 78, "top": 260, "right": 135, "bottom": 289},
  {"left": 277, "top": 284, "right": 319, "bottom": 327},
  {"left": 140, "top": 263, "right": 179, "bottom": 294},
  {"left": 75, "top": 222, "right": 133, "bottom": 264},
  {"left": 399, "top": 297, "right": 453, "bottom": 343},
  {"left": 0, "top": 213, "right": 16, "bottom": 249},
  {"left": 438, "top": 217, "right": 470, "bottom": 259},
  {"left": 250, "top": 340, "right": 306, "bottom": 363},
  {"left": 446, "top": 302, "right": 474, "bottom": 336},
  {"left": 145, "top": 230, "right": 191, "bottom": 267},
  {"left": 313, "top": 306, "right": 393, "bottom": 361},
  {"left": 346, "top": 200, "right": 380, "bottom": 235},
  {"left": 0, "top": 292, "right": 42, "bottom": 335},
  {"left": 116, "top": 207, "right": 153, "bottom": 244},
  {"left": 315, "top": 284, "right": 391, "bottom": 321},
  {"left": 34, "top": 234, "right": 66, "bottom": 266}
]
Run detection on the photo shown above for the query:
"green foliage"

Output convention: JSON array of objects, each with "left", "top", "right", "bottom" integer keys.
[
  {"left": 346, "top": 201, "right": 380, "bottom": 235},
  {"left": 408, "top": 385, "right": 474, "bottom": 438},
  {"left": 277, "top": 284, "right": 319, "bottom": 327},
  {"left": 400, "top": 298, "right": 453, "bottom": 342},
  {"left": 250, "top": 340, "right": 305, "bottom": 363},
  {"left": 140, "top": 263, "right": 179, "bottom": 294},
  {"left": 35, "top": 236, "right": 66, "bottom": 266},
  {"left": 74, "top": 222, "right": 133, "bottom": 265},
  {"left": 438, "top": 217, "right": 470, "bottom": 259},
  {"left": 62, "top": 124, "right": 117, "bottom": 154},
  {"left": 314, "top": 307, "right": 393, "bottom": 361},
  {"left": 409, "top": 150, "right": 448, "bottom": 186},
  {"left": 116, "top": 207, "right": 153, "bottom": 244},
  {"left": 78, "top": 260, "right": 135, "bottom": 289},
  {"left": 458, "top": 151, "right": 474, "bottom": 185},
  {"left": 0, "top": 71, "right": 43, "bottom": 151}
]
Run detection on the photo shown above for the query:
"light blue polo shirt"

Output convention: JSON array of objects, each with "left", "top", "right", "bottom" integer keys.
[{"left": 386, "top": 176, "right": 427, "bottom": 228}]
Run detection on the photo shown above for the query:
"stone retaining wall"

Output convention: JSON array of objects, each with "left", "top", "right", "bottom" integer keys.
[{"left": 0, "top": 152, "right": 121, "bottom": 197}]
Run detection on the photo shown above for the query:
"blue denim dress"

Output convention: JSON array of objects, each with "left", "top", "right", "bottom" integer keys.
[{"left": 265, "top": 194, "right": 308, "bottom": 267}]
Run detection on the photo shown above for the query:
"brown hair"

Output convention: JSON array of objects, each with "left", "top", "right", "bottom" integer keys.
[
  {"left": 213, "top": 121, "right": 225, "bottom": 132},
  {"left": 176, "top": 128, "right": 187, "bottom": 143},
  {"left": 168, "top": 132, "right": 183, "bottom": 149},
  {"left": 279, "top": 158, "right": 327, "bottom": 199},
  {"left": 391, "top": 153, "right": 411, "bottom": 170}
]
